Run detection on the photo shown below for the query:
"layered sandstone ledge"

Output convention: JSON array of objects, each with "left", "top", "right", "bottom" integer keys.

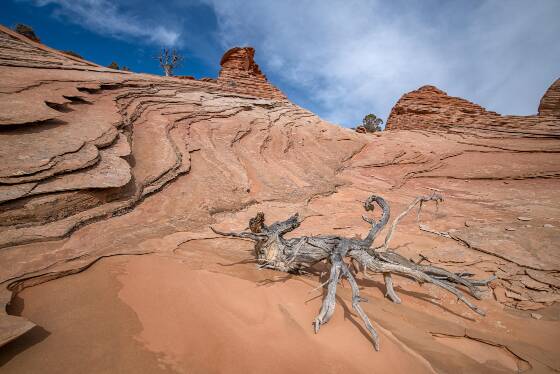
[{"left": 386, "top": 80, "right": 560, "bottom": 131}]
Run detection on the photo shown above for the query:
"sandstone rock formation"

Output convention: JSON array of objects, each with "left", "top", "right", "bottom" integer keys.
[
  {"left": 1, "top": 23, "right": 560, "bottom": 374},
  {"left": 539, "top": 79, "right": 560, "bottom": 117},
  {"left": 0, "top": 23, "right": 364, "bottom": 347},
  {"left": 386, "top": 81, "right": 560, "bottom": 134},
  {"left": 360, "top": 80, "right": 560, "bottom": 320},
  {"left": 217, "top": 47, "right": 287, "bottom": 100},
  {"left": 385, "top": 85, "right": 495, "bottom": 130}
]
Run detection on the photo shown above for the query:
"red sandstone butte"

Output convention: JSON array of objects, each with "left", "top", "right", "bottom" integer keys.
[
  {"left": 217, "top": 47, "right": 287, "bottom": 100},
  {"left": 386, "top": 80, "right": 560, "bottom": 131}
]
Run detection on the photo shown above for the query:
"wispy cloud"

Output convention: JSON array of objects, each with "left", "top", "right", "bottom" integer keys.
[
  {"left": 32, "top": 0, "right": 181, "bottom": 46},
  {"left": 204, "top": 0, "right": 560, "bottom": 126}
]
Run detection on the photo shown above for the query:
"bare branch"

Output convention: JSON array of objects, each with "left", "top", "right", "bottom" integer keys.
[
  {"left": 155, "top": 48, "right": 184, "bottom": 77},
  {"left": 376, "top": 193, "right": 443, "bottom": 252},
  {"left": 362, "top": 195, "right": 390, "bottom": 246},
  {"left": 209, "top": 226, "right": 266, "bottom": 241}
]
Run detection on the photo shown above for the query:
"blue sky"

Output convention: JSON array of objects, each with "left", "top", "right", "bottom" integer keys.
[{"left": 2, "top": 0, "right": 559, "bottom": 127}]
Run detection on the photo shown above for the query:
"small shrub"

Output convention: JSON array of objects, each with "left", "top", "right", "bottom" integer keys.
[
  {"left": 61, "top": 50, "right": 83, "bottom": 59},
  {"left": 361, "top": 114, "right": 383, "bottom": 133},
  {"left": 14, "top": 24, "right": 40, "bottom": 43}
]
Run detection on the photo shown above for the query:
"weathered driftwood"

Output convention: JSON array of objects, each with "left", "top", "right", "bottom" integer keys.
[{"left": 211, "top": 194, "right": 494, "bottom": 350}]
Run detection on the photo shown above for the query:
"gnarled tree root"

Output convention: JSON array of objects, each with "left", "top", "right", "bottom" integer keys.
[{"left": 211, "top": 194, "right": 494, "bottom": 351}]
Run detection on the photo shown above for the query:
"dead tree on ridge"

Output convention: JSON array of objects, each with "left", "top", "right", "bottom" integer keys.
[
  {"left": 212, "top": 194, "right": 494, "bottom": 351},
  {"left": 156, "top": 48, "right": 183, "bottom": 77}
]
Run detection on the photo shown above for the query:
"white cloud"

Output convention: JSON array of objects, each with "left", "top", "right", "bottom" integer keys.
[
  {"left": 204, "top": 0, "right": 560, "bottom": 126},
  {"left": 33, "top": 0, "right": 181, "bottom": 46}
]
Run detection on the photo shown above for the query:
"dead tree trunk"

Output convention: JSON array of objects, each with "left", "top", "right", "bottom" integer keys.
[
  {"left": 156, "top": 48, "right": 183, "bottom": 77},
  {"left": 211, "top": 194, "right": 494, "bottom": 351}
]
